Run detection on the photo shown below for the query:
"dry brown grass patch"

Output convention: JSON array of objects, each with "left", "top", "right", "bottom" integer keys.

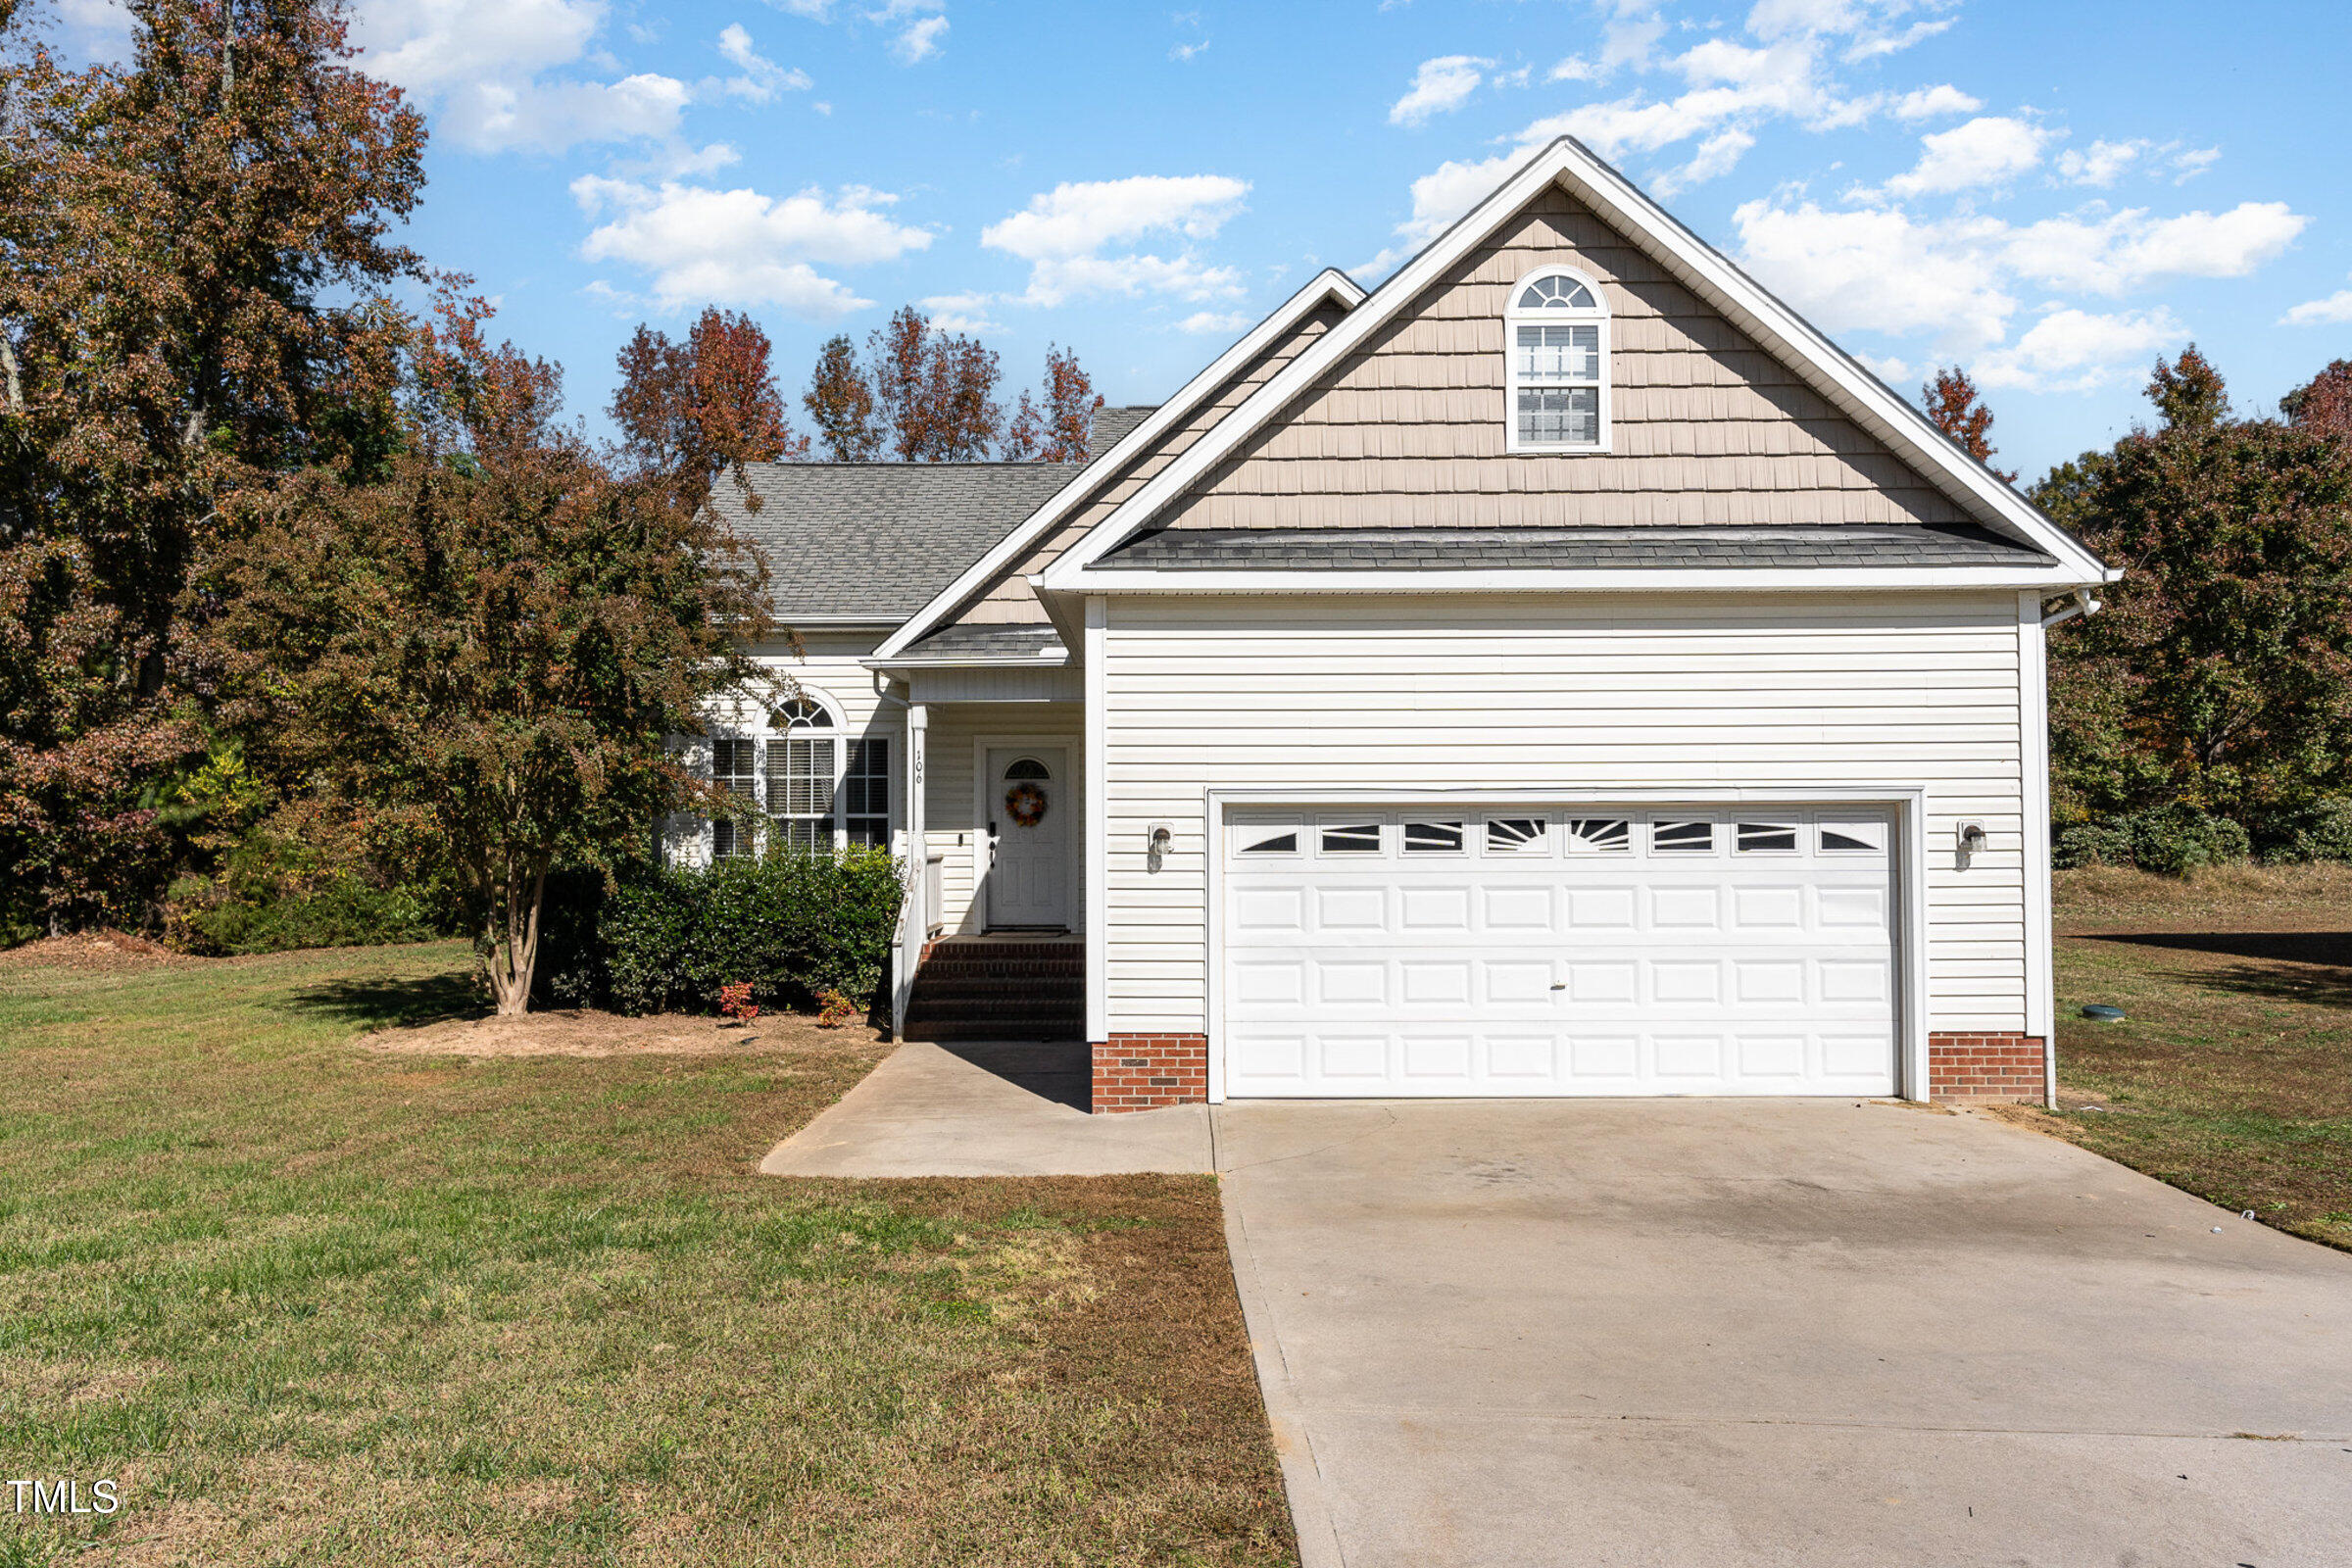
[{"left": 361, "top": 1006, "right": 890, "bottom": 1059}]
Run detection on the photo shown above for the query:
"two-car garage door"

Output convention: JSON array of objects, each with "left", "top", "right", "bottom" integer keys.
[{"left": 1221, "top": 806, "right": 1898, "bottom": 1099}]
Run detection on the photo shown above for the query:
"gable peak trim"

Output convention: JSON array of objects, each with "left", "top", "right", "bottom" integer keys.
[{"left": 1038, "top": 137, "right": 2109, "bottom": 589}]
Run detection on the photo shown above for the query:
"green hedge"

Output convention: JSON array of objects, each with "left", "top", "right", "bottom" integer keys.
[
  {"left": 2053, "top": 804, "right": 2251, "bottom": 876},
  {"left": 536, "top": 847, "right": 903, "bottom": 1015},
  {"left": 163, "top": 833, "right": 448, "bottom": 955}
]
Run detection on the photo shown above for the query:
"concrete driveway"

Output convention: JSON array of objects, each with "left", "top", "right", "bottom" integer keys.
[{"left": 1215, "top": 1099, "right": 2352, "bottom": 1568}]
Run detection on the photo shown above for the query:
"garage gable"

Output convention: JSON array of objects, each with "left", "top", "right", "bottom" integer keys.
[
  {"left": 1157, "top": 184, "right": 1969, "bottom": 530},
  {"left": 1039, "top": 139, "right": 2108, "bottom": 587}
]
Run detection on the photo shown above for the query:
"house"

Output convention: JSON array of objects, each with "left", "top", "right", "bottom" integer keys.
[{"left": 672, "top": 137, "right": 2113, "bottom": 1114}]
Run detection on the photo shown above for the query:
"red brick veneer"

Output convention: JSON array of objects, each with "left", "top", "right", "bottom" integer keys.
[
  {"left": 1094, "top": 1035, "right": 1208, "bottom": 1112},
  {"left": 1929, "top": 1032, "right": 2047, "bottom": 1103}
]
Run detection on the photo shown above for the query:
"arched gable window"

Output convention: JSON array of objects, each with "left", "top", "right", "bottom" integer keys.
[{"left": 1505, "top": 266, "right": 1609, "bottom": 453}]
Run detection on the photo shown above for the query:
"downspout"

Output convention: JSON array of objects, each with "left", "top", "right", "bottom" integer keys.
[
  {"left": 2040, "top": 588, "right": 2101, "bottom": 630},
  {"left": 2035, "top": 589, "right": 2101, "bottom": 1107}
]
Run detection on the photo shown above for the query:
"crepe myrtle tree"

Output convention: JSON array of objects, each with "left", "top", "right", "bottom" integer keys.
[{"left": 207, "top": 296, "right": 779, "bottom": 1011}]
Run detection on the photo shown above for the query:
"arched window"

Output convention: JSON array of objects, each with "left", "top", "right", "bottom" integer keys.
[
  {"left": 761, "top": 690, "right": 890, "bottom": 850},
  {"left": 766, "top": 696, "right": 840, "bottom": 848},
  {"left": 1505, "top": 266, "right": 1608, "bottom": 453},
  {"left": 1004, "top": 757, "right": 1052, "bottom": 781}
]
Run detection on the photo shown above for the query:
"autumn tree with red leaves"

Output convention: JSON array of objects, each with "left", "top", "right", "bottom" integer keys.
[
  {"left": 208, "top": 295, "right": 777, "bottom": 1012},
  {"left": 803, "top": 333, "right": 883, "bottom": 461},
  {"left": 2037, "top": 347, "right": 2352, "bottom": 847},
  {"left": 0, "top": 0, "right": 428, "bottom": 936},
  {"left": 2281, "top": 359, "right": 2352, "bottom": 441},
  {"left": 1920, "top": 366, "right": 2017, "bottom": 484},
  {"left": 800, "top": 311, "right": 1097, "bottom": 464},
  {"left": 610, "top": 307, "right": 807, "bottom": 508},
  {"left": 1004, "top": 344, "right": 1103, "bottom": 462}
]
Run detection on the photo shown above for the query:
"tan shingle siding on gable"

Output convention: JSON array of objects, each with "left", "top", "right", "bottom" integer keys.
[
  {"left": 945, "top": 303, "right": 1348, "bottom": 626},
  {"left": 1158, "top": 187, "right": 1969, "bottom": 529}
]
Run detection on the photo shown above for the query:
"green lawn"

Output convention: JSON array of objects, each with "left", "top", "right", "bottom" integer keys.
[
  {"left": 0, "top": 942, "right": 1296, "bottom": 1567},
  {"left": 2020, "top": 863, "right": 2352, "bottom": 1251}
]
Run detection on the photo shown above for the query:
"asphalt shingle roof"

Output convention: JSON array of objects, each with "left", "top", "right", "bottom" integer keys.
[
  {"left": 710, "top": 405, "right": 1162, "bottom": 619},
  {"left": 901, "top": 623, "right": 1068, "bottom": 661},
  {"left": 1095, "top": 523, "right": 2056, "bottom": 571}
]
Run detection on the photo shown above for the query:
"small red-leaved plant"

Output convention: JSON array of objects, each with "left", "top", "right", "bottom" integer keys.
[
  {"left": 815, "top": 988, "right": 858, "bottom": 1028},
  {"left": 718, "top": 982, "right": 760, "bottom": 1025}
]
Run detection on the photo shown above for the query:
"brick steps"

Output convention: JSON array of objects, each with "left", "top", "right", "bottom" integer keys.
[{"left": 905, "top": 939, "right": 1083, "bottom": 1044}]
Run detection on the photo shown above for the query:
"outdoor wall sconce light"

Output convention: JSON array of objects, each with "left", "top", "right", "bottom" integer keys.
[
  {"left": 1956, "top": 821, "right": 1987, "bottom": 868},
  {"left": 1148, "top": 824, "right": 1172, "bottom": 872}
]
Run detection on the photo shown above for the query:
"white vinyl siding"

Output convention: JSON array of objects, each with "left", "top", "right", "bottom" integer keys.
[
  {"left": 1099, "top": 591, "right": 2031, "bottom": 1042},
  {"left": 664, "top": 633, "right": 905, "bottom": 869},
  {"left": 918, "top": 701, "right": 1085, "bottom": 935}
]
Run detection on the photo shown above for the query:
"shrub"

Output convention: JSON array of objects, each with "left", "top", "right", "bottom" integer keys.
[
  {"left": 538, "top": 847, "right": 902, "bottom": 1015},
  {"left": 2052, "top": 805, "right": 2250, "bottom": 876},
  {"left": 2251, "top": 797, "right": 2352, "bottom": 864},
  {"left": 162, "top": 831, "right": 448, "bottom": 955}
]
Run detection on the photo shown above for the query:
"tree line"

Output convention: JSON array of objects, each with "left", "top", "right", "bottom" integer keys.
[
  {"left": 0, "top": 0, "right": 1098, "bottom": 1007},
  {"left": 1924, "top": 356, "right": 2352, "bottom": 870}
]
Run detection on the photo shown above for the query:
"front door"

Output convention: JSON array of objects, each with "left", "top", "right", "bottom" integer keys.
[{"left": 986, "top": 747, "right": 1071, "bottom": 929}]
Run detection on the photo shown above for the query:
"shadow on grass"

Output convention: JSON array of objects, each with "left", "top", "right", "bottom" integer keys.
[
  {"left": 2080, "top": 931, "right": 2352, "bottom": 965},
  {"left": 286, "top": 970, "right": 487, "bottom": 1030},
  {"left": 2079, "top": 931, "right": 2352, "bottom": 1012}
]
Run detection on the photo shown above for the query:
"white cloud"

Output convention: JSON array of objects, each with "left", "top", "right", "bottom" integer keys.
[
  {"left": 2170, "top": 146, "right": 2221, "bottom": 182},
  {"left": 2056, "top": 137, "right": 2142, "bottom": 187},
  {"left": 983, "top": 174, "right": 1250, "bottom": 306},
  {"left": 2282, "top": 283, "right": 2352, "bottom": 327},
  {"left": 1652, "top": 127, "right": 1756, "bottom": 197},
  {"left": 574, "top": 178, "right": 931, "bottom": 315},
  {"left": 1171, "top": 38, "right": 1209, "bottom": 62},
  {"left": 1391, "top": 55, "right": 1492, "bottom": 127},
  {"left": 1998, "top": 202, "right": 2309, "bottom": 294},
  {"left": 865, "top": 0, "right": 948, "bottom": 62},
  {"left": 1177, "top": 311, "right": 1253, "bottom": 335},
  {"left": 1733, "top": 198, "right": 2017, "bottom": 344},
  {"left": 919, "top": 292, "right": 1003, "bottom": 334},
  {"left": 353, "top": 0, "right": 692, "bottom": 152},
  {"left": 766, "top": 0, "right": 834, "bottom": 16},
  {"left": 1885, "top": 115, "right": 2051, "bottom": 196},
  {"left": 1976, "top": 307, "right": 2185, "bottom": 393},
  {"left": 1892, "top": 83, "right": 1979, "bottom": 121},
  {"left": 1733, "top": 195, "right": 2309, "bottom": 353},
  {"left": 1855, "top": 351, "right": 1917, "bottom": 383},
  {"left": 716, "top": 24, "right": 813, "bottom": 102},
  {"left": 1547, "top": 55, "right": 1595, "bottom": 82},
  {"left": 893, "top": 13, "right": 948, "bottom": 61}
]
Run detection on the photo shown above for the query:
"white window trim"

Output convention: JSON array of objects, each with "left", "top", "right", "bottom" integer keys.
[
  {"left": 1503, "top": 264, "right": 1611, "bottom": 456},
  {"left": 702, "top": 685, "right": 892, "bottom": 858}
]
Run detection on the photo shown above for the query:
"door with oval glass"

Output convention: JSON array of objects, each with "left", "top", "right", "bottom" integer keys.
[{"left": 985, "top": 747, "right": 1070, "bottom": 929}]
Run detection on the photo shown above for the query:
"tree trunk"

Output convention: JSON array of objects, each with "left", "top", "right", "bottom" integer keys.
[{"left": 484, "top": 855, "right": 551, "bottom": 1016}]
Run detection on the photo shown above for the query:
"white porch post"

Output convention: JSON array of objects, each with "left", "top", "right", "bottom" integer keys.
[{"left": 893, "top": 703, "right": 929, "bottom": 1041}]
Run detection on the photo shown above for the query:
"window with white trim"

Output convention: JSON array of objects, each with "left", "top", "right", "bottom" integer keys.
[
  {"left": 1506, "top": 268, "right": 1608, "bottom": 452},
  {"left": 842, "top": 738, "right": 890, "bottom": 847},
  {"left": 710, "top": 738, "right": 758, "bottom": 859},
  {"left": 767, "top": 698, "right": 838, "bottom": 849}
]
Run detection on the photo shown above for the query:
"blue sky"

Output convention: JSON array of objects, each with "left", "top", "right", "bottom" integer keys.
[{"left": 64, "top": 0, "right": 2352, "bottom": 478}]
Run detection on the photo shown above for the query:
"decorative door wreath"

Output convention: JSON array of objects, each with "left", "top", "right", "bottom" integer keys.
[{"left": 1004, "top": 781, "right": 1050, "bottom": 827}]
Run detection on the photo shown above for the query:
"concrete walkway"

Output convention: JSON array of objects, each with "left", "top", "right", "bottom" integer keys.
[
  {"left": 758, "top": 1042, "right": 1211, "bottom": 1176},
  {"left": 1216, "top": 1098, "right": 2352, "bottom": 1568}
]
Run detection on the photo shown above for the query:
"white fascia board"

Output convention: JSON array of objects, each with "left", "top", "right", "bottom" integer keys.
[
  {"left": 1053, "top": 564, "right": 2108, "bottom": 595},
  {"left": 1039, "top": 136, "right": 2110, "bottom": 590},
  {"left": 859, "top": 655, "right": 1070, "bottom": 670},
  {"left": 869, "top": 269, "right": 1367, "bottom": 662}
]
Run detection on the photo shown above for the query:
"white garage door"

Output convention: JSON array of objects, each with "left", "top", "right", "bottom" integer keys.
[{"left": 1222, "top": 807, "right": 1897, "bottom": 1099}]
